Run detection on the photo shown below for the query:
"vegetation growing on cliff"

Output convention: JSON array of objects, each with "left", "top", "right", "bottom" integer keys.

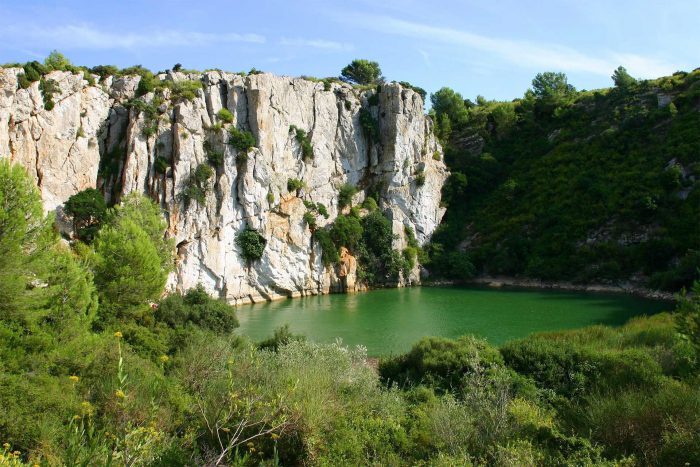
[{"left": 429, "top": 68, "right": 700, "bottom": 291}]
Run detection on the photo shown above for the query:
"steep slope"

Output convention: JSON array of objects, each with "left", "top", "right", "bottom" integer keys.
[
  {"left": 0, "top": 68, "right": 447, "bottom": 303},
  {"left": 430, "top": 70, "right": 700, "bottom": 291}
]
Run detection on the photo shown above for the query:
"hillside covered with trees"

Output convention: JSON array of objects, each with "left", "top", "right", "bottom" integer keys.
[{"left": 428, "top": 68, "right": 700, "bottom": 291}]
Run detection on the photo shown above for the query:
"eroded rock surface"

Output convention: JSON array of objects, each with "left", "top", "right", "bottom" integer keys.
[{"left": 0, "top": 68, "right": 448, "bottom": 303}]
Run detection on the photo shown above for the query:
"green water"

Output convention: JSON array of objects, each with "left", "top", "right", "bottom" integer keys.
[{"left": 236, "top": 286, "right": 671, "bottom": 356}]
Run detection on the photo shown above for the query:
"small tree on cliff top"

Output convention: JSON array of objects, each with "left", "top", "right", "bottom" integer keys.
[{"left": 340, "top": 59, "right": 383, "bottom": 85}]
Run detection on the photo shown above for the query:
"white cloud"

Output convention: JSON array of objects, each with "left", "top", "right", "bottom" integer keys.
[
  {"left": 349, "top": 14, "right": 682, "bottom": 78},
  {"left": 279, "top": 38, "right": 353, "bottom": 51},
  {"left": 0, "top": 23, "right": 265, "bottom": 50}
]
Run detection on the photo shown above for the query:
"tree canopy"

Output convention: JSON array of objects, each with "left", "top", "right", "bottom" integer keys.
[
  {"left": 530, "top": 71, "right": 575, "bottom": 99},
  {"left": 340, "top": 59, "right": 382, "bottom": 85}
]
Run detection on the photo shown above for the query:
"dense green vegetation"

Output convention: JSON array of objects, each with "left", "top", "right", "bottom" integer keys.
[
  {"left": 429, "top": 68, "right": 700, "bottom": 291},
  {"left": 2, "top": 158, "right": 698, "bottom": 464}
]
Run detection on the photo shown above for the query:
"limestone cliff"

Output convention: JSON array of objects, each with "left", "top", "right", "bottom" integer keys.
[{"left": 0, "top": 68, "right": 447, "bottom": 304}]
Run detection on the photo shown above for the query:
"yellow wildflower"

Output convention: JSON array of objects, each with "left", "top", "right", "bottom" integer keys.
[
  {"left": 114, "top": 331, "right": 123, "bottom": 338},
  {"left": 247, "top": 442, "right": 254, "bottom": 448},
  {"left": 73, "top": 415, "right": 81, "bottom": 420},
  {"left": 69, "top": 375, "right": 80, "bottom": 383},
  {"left": 159, "top": 355, "right": 169, "bottom": 363},
  {"left": 271, "top": 433, "right": 279, "bottom": 440},
  {"left": 115, "top": 389, "right": 126, "bottom": 399}
]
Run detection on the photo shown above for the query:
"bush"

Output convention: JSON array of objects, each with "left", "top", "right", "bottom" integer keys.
[
  {"left": 314, "top": 228, "right": 340, "bottom": 265},
  {"left": 206, "top": 149, "right": 224, "bottom": 167},
  {"left": 64, "top": 188, "right": 107, "bottom": 243},
  {"left": 379, "top": 335, "right": 504, "bottom": 391},
  {"left": 362, "top": 196, "right": 378, "bottom": 211},
  {"left": 359, "top": 108, "right": 380, "bottom": 143},
  {"left": 289, "top": 125, "right": 314, "bottom": 159},
  {"left": 303, "top": 211, "right": 317, "bottom": 228},
  {"left": 169, "top": 80, "right": 202, "bottom": 101},
  {"left": 217, "top": 108, "right": 233, "bottom": 123},
  {"left": 227, "top": 127, "right": 256, "bottom": 152},
  {"left": 154, "top": 156, "right": 171, "bottom": 174},
  {"left": 257, "top": 324, "right": 305, "bottom": 352},
  {"left": 178, "top": 163, "right": 214, "bottom": 207},
  {"left": 287, "top": 178, "right": 304, "bottom": 193},
  {"left": 155, "top": 284, "right": 238, "bottom": 333},
  {"left": 338, "top": 183, "right": 357, "bottom": 208},
  {"left": 330, "top": 215, "right": 363, "bottom": 251},
  {"left": 236, "top": 227, "right": 266, "bottom": 261},
  {"left": 316, "top": 202, "right": 329, "bottom": 218},
  {"left": 39, "top": 78, "right": 60, "bottom": 110}
]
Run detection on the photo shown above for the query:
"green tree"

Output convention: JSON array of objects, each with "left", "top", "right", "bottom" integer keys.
[
  {"left": 64, "top": 188, "right": 107, "bottom": 243},
  {"left": 0, "top": 161, "right": 52, "bottom": 316},
  {"left": 611, "top": 66, "right": 636, "bottom": 89},
  {"left": 330, "top": 215, "right": 363, "bottom": 251},
  {"left": 531, "top": 72, "right": 575, "bottom": 100},
  {"left": 94, "top": 218, "right": 168, "bottom": 308},
  {"left": 236, "top": 228, "right": 267, "bottom": 261},
  {"left": 42, "top": 246, "right": 99, "bottom": 334},
  {"left": 93, "top": 194, "right": 172, "bottom": 309},
  {"left": 44, "top": 50, "right": 71, "bottom": 71},
  {"left": 340, "top": 59, "right": 382, "bottom": 85},
  {"left": 106, "top": 193, "right": 174, "bottom": 270},
  {"left": 430, "top": 87, "right": 469, "bottom": 127}
]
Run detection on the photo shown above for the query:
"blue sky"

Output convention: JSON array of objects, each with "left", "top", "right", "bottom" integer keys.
[{"left": 0, "top": 0, "right": 696, "bottom": 101}]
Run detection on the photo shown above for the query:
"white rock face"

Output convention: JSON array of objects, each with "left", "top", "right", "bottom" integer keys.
[{"left": 0, "top": 68, "right": 448, "bottom": 303}]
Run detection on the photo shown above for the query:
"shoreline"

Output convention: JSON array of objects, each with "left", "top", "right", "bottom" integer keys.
[{"left": 424, "top": 276, "right": 676, "bottom": 301}]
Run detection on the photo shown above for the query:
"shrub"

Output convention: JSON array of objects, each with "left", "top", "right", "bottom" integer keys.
[
  {"left": 338, "top": 183, "right": 357, "bottom": 208},
  {"left": 169, "top": 80, "right": 202, "bottom": 101},
  {"left": 227, "top": 127, "right": 256, "bottom": 152},
  {"left": 415, "top": 169, "right": 426, "bottom": 187},
  {"left": 287, "top": 178, "right": 305, "bottom": 193},
  {"left": 153, "top": 156, "right": 170, "bottom": 174},
  {"left": 179, "top": 163, "right": 214, "bottom": 207},
  {"left": 155, "top": 284, "right": 238, "bottom": 333},
  {"left": 64, "top": 188, "right": 107, "bottom": 243},
  {"left": 359, "top": 108, "right": 380, "bottom": 143},
  {"left": 303, "top": 211, "right": 317, "bottom": 228},
  {"left": 362, "top": 196, "right": 378, "bottom": 211},
  {"left": 314, "top": 228, "right": 339, "bottom": 266},
  {"left": 206, "top": 149, "right": 224, "bottom": 167},
  {"left": 316, "top": 203, "right": 329, "bottom": 218},
  {"left": 39, "top": 78, "right": 60, "bottom": 110},
  {"left": 289, "top": 125, "right": 314, "bottom": 160},
  {"left": 17, "top": 73, "right": 32, "bottom": 89},
  {"left": 217, "top": 108, "right": 233, "bottom": 123},
  {"left": 257, "top": 324, "right": 305, "bottom": 352},
  {"left": 266, "top": 191, "right": 274, "bottom": 204},
  {"left": 330, "top": 215, "right": 363, "bottom": 251},
  {"left": 236, "top": 227, "right": 266, "bottom": 261},
  {"left": 379, "top": 335, "right": 504, "bottom": 391}
]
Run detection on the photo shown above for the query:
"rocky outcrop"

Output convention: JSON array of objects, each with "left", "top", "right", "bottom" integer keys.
[{"left": 0, "top": 68, "right": 448, "bottom": 304}]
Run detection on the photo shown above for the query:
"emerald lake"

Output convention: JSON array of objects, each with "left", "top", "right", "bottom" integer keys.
[{"left": 235, "top": 286, "right": 671, "bottom": 356}]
